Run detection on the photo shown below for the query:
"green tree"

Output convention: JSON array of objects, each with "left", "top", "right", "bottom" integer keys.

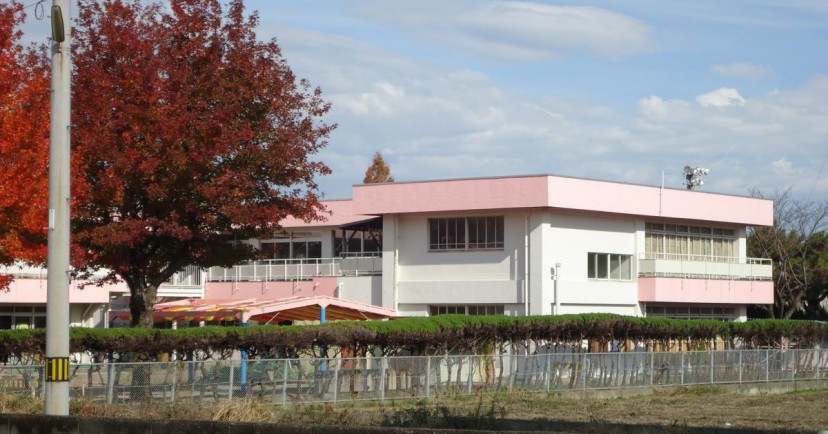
[
  {"left": 748, "top": 189, "right": 828, "bottom": 319},
  {"left": 363, "top": 151, "right": 395, "bottom": 184},
  {"left": 71, "top": 0, "right": 334, "bottom": 327}
]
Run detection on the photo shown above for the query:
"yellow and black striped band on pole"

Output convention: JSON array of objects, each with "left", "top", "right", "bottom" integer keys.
[{"left": 45, "top": 357, "right": 70, "bottom": 382}]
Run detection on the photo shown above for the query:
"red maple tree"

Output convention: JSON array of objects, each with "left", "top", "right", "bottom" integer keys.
[
  {"left": 0, "top": 1, "right": 50, "bottom": 289},
  {"left": 72, "top": 0, "right": 335, "bottom": 327}
]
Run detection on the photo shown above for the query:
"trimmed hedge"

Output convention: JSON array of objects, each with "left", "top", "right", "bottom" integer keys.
[{"left": 0, "top": 314, "right": 825, "bottom": 361}]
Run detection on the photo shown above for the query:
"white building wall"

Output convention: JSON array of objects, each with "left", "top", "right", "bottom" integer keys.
[
  {"left": 338, "top": 276, "right": 383, "bottom": 306},
  {"left": 386, "top": 210, "right": 645, "bottom": 317},
  {"left": 391, "top": 212, "right": 528, "bottom": 309},
  {"left": 542, "top": 213, "right": 640, "bottom": 316},
  {"left": 69, "top": 303, "right": 107, "bottom": 328},
  {"left": 381, "top": 215, "right": 399, "bottom": 310}
]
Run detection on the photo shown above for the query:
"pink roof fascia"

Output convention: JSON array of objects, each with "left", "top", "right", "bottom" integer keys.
[
  {"left": 278, "top": 199, "right": 378, "bottom": 229},
  {"left": 0, "top": 278, "right": 118, "bottom": 304},
  {"left": 351, "top": 175, "right": 773, "bottom": 226}
]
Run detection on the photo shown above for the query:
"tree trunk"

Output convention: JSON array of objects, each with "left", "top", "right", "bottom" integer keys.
[{"left": 129, "top": 284, "right": 159, "bottom": 328}]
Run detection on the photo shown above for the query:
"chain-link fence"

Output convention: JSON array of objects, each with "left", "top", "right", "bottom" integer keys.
[{"left": 1, "top": 348, "right": 825, "bottom": 405}]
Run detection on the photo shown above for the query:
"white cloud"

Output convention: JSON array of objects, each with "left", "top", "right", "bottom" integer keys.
[
  {"left": 355, "top": 1, "right": 652, "bottom": 62},
  {"left": 710, "top": 62, "right": 775, "bottom": 80},
  {"left": 259, "top": 23, "right": 828, "bottom": 202},
  {"left": 696, "top": 88, "right": 746, "bottom": 108},
  {"left": 771, "top": 158, "right": 801, "bottom": 175}
]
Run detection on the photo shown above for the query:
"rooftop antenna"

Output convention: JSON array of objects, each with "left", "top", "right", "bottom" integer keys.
[{"left": 684, "top": 166, "right": 709, "bottom": 190}]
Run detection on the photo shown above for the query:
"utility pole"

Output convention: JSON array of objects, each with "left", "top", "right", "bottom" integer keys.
[{"left": 45, "top": 0, "right": 71, "bottom": 416}]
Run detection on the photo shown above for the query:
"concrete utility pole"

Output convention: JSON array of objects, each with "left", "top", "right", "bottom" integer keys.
[{"left": 45, "top": 0, "right": 71, "bottom": 416}]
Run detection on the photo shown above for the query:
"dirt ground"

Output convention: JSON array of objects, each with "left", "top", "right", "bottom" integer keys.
[
  {"left": 308, "top": 386, "right": 828, "bottom": 432},
  {"left": 483, "top": 387, "right": 828, "bottom": 432},
  {"left": 10, "top": 386, "right": 826, "bottom": 432}
]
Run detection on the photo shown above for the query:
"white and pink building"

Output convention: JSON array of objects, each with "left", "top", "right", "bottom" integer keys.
[{"left": 0, "top": 174, "right": 774, "bottom": 327}]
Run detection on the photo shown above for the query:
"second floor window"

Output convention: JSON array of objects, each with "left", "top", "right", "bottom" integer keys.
[
  {"left": 588, "top": 252, "right": 632, "bottom": 280},
  {"left": 645, "top": 223, "right": 736, "bottom": 261},
  {"left": 429, "top": 216, "right": 504, "bottom": 251}
]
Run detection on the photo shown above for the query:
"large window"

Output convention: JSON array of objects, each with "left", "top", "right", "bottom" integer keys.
[
  {"left": 645, "top": 223, "right": 736, "bottom": 261},
  {"left": 429, "top": 305, "right": 505, "bottom": 316},
  {"left": 258, "top": 231, "right": 323, "bottom": 261},
  {"left": 429, "top": 216, "right": 504, "bottom": 251},
  {"left": 588, "top": 253, "right": 632, "bottom": 280}
]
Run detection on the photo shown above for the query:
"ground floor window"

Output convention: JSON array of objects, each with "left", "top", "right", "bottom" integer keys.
[
  {"left": 429, "top": 305, "right": 505, "bottom": 316},
  {"left": 645, "top": 305, "right": 736, "bottom": 321},
  {"left": 0, "top": 305, "right": 47, "bottom": 329}
]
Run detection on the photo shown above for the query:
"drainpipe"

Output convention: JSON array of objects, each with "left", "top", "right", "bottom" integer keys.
[
  {"left": 524, "top": 213, "right": 530, "bottom": 316},
  {"left": 393, "top": 214, "right": 399, "bottom": 312},
  {"left": 554, "top": 263, "right": 562, "bottom": 315}
]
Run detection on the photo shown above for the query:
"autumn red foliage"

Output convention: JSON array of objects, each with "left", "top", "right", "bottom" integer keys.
[
  {"left": 0, "top": 1, "right": 50, "bottom": 289},
  {"left": 71, "top": 0, "right": 334, "bottom": 326}
]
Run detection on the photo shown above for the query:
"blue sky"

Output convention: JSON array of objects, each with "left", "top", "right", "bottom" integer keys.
[{"left": 21, "top": 0, "right": 828, "bottom": 201}]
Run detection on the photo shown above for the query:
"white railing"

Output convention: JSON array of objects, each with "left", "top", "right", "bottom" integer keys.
[
  {"left": 638, "top": 254, "right": 772, "bottom": 281},
  {"left": 206, "top": 256, "right": 382, "bottom": 283},
  {"left": 158, "top": 265, "right": 204, "bottom": 298}
]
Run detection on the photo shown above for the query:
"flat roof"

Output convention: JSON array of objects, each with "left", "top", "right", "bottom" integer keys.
[{"left": 351, "top": 174, "right": 773, "bottom": 226}]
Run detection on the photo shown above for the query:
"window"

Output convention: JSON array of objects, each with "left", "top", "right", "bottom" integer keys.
[
  {"left": 588, "top": 253, "right": 632, "bottom": 280},
  {"left": 429, "top": 216, "right": 503, "bottom": 251},
  {"left": 0, "top": 305, "right": 47, "bottom": 330},
  {"left": 645, "top": 223, "right": 736, "bottom": 261},
  {"left": 429, "top": 305, "right": 505, "bottom": 316},
  {"left": 646, "top": 305, "right": 736, "bottom": 321},
  {"left": 258, "top": 240, "right": 322, "bottom": 260}
]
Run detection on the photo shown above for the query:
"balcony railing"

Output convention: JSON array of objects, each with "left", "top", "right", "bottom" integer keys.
[
  {"left": 638, "top": 254, "right": 772, "bottom": 281},
  {"left": 205, "top": 255, "right": 382, "bottom": 283}
]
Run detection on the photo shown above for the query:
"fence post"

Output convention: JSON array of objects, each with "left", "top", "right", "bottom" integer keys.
[
  {"left": 508, "top": 352, "right": 515, "bottom": 392},
  {"left": 710, "top": 351, "right": 714, "bottom": 384},
  {"left": 106, "top": 359, "right": 115, "bottom": 405},
  {"left": 680, "top": 352, "right": 685, "bottom": 385},
  {"left": 333, "top": 358, "right": 340, "bottom": 404},
  {"left": 582, "top": 352, "right": 587, "bottom": 391},
  {"left": 766, "top": 349, "right": 770, "bottom": 383},
  {"left": 425, "top": 356, "right": 431, "bottom": 399},
  {"left": 545, "top": 351, "right": 551, "bottom": 393},
  {"left": 649, "top": 351, "right": 654, "bottom": 386},
  {"left": 791, "top": 350, "right": 796, "bottom": 381},
  {"left": 282, "top": 359, "right": 288, "bottom": 406},
  {"left": 228, "top": 360, "right": 234, "bottom": 401},
  {"left": 379, "top": 356, "right": 387, "bottom": 402},
  {"left": 738, "top": 350, "right": 742, "bottom": 384},
  {"left": 171, "top": 362, "right": 177, "bottom": 403},
  {"left": 467, "top": 355, "right": 473, "bottom": 395}
]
